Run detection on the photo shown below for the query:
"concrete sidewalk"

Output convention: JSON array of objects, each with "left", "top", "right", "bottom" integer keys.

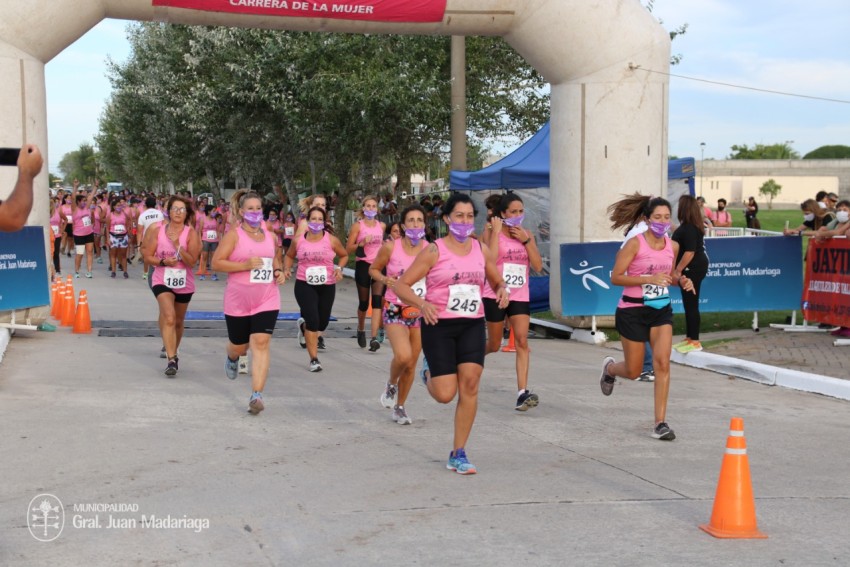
[{"left": 1, "top": 269, "right": 849, "bottom": 565}]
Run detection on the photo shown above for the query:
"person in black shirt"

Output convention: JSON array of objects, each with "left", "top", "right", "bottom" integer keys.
[
  {"left": 744, "top": 196, "right": 760, "bottom": 229},
  {"left": 671, "top": 195, "right": 708, "bottom": 353}
]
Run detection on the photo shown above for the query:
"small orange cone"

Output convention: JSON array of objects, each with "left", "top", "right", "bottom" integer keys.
[
  {"left": 699, "top": 417, "right": 767, "bottom": 539},
  {"left": 65, "top": 274, "right": 74, "bottom": 299},
  {"left": 73, "top": 290, "right": 92, "bottom": 334},
  {"left": 60, "top": 288, "right": 76, "bottom": 327},
  {"left": 502, "top": 328, "right": 516, "bottom": 352}
]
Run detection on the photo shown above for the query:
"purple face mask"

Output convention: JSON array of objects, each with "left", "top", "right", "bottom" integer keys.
[
  {"left": 449, "top": 222, "right": 475, "bottom": 242},
  {"left": 503, "top": 214, "right": 524, "bottom": 228},
  {"left": 404, "top": 227, "right": 426, "bottom": 244},
  {"left": 363, "top": 210, "right": 378, "bottom": 220},
  {"left": 649, "top": 221, "right": 671, "bottom": 237},
  {"left": 243, "top": 211, "right": 264, "bottom": 228},
  {"left": 307, "top": 221, "right": 325, "bottom": 234}
]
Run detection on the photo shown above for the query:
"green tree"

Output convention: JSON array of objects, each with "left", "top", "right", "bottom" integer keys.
[
  {"left": 58, "top": 143, "right": 99, "bottom": 184},
  {"left": 803, "top": 145, "right": 850, "bottom": 159},
  {"left": 728, "top": 142, "right": 800, "bottom": 160},
  {"left": 759, "top": 178, "right": 782, "bottom": 210},
  {"left": 644, "top": 0, "right": 688, "bottom": 65}
]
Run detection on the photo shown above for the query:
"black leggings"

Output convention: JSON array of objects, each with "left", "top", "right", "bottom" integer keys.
[
  {"left": 681, "top": 268, "right": 707, "bottom": 341},
  {"left": 294, "top": 280, "right": 336, "bottom": 332},
  {"left": 354, "top": 261, "right": 385, "bottom": 312},
  {"left": 53, "top": 236, "right": 61, "bottom": 271}
]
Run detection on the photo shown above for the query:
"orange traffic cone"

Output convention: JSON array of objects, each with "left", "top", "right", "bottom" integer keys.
[
  {"left": 73, "top": 290, "right": 92, "bottom": 334},
  {"left": 65, "top": 274, "right": 74, "bottom": 299},
  {"left": 60, "top": 287, "right": 76, "bottom": 327},
  {"left": 51, "top": 280, "right": 64, "bottom": 319},
  {"left": 502, "top": 328, "right": 516, "bottom": 352},
  {"left": 699, "top": 417, "right": 767, "bottom": 539}
]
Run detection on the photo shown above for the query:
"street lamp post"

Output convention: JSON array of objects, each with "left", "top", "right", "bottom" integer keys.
[{"left": 699, "top": 142, "right": 706, "bottom": 197}]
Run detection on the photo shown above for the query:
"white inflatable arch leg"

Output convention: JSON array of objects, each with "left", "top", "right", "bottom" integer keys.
[{"left": 0, "top": 0, "right": 669, "bottom": 319}]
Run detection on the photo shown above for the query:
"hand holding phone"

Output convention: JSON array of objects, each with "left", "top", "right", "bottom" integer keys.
[{"left": 0, "top": 147, "right": 20, "bottom": 166}]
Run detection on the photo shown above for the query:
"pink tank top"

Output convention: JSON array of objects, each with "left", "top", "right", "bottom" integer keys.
[
  {"left": 61, "top": 204, "right": 72, "bottom": 225},
  {"left": 49, "top": 209, "right": 61, "bottom": 237},
  {"left": 357, "top": 219, "right": 384, "bottom": 264},
  {"left": 72, "top": 207, "right": 94, "bottom": 236},
  {"left": 296, "top": 232, "right": 337, "bottom": 285},
  {"left": 151, "top": 224, "right": 195, "bottom": 294},
  {"left": 108, "top": 211, "right": 130, "bottom": 234},
  {"left": 618, "top": 232, "right": 674, "bottom": 309},
  {"left": 385, "top": 238, "right": 425, "bottom": 305},
  {"left": 223, "top": 226, "right": 280, "bottom": 316},
  {"left": 483, "top": 231, "right": 530, "bottom": 303},
  {"left": 201, "top": 215, "right": 220, "bottom": 242},
  {"left": 425, "top": 238, "right": 486, "bottom": 319},
  {"left": 267, "top": 219, "right": 282, "bottom": 246},
  {"left": 93, "top": 204, "right": 103, "bottom": 232}
]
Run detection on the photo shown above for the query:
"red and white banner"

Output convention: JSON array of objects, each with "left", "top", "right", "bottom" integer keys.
[
  {"left": 152, "top": 0, "right": 447, "bottom": 23},
  {"left": 801, "top": 238, "right": 850, "bottom": 327}
]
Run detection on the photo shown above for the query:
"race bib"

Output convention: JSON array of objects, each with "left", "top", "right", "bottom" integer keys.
[
  {"left": 82, "top": 216, "right": 92, "bottom": 227},
  {"left": 641, "top": 283, "right": 671, "bottom": 309},
  {"left": 284, "top": 226, "right": 294, "bottom": 237},
  {"left": 250, "top": 258, "right": 274, "bottom": 284},
  {"left": 447, "top": 284, "right": 481, "bottom": 317},
  {"left": 305, "top": 265, "right": 328, "bottom": 285},
  {"left": 502, "top": 263, "right": 526, "bottom": 288},
  {"left": 66, "top": 215, "right": 73, "bottom": 223},
  {"left": 164, "top": 267, "right": 187, "bottom": 289},
  {"left": 411, "top": 278, "right": 427, "bottom": 298},
  {"left": 51, "top": 225, "right": 59, "bottom": 236},
  {"left": 205, "top": 230, "right": 218, "bottom": 240},
  {"left": 113, "top": 224, "right": 126, "bottom": 234}
]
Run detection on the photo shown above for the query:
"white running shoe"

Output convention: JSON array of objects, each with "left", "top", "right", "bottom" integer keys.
[{"left": 380, "top": 383, "right": 397, "bottom": 408}]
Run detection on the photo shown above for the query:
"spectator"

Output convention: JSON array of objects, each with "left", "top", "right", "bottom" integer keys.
[
  {"left": 827, "top": 192, "right": 839, "bottom": 210},
  {"left": 744, "top": 196, "right": 760, "bottom": 230},
  {"left": 0, "top": 144, "right": 43, "bottom": 232},
  {"left": 712, "top": 199, "right": 732, "bottom": 228},
  {"left": 815, "top": 190, "right": 830, "bottom": 210},
  {"left": 696, "top": 196, "right": 714, "bottom": 230},
  {"left": 381, "top": 191, "right": 398, "bottom": 219},
  {"left": 815, "top": 200, "right": 850, "bottom": 239},
  {"left": 784, "top": 199, "right": 835, "bottom": 236},
  {"left": 672, "top": 195, "right": 709, "bottom": 353}
]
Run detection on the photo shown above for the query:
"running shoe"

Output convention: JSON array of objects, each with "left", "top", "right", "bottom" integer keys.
[
  {"left": 309, "top": 358, "right": 322, "bottom": 372},
  {"left": 85, "top": 272, "right": 92, "bottom": 278},
  {"left": 380, "top": 383, "right": 397, "bottom": 408},
  {"left": 515, "top": 389, "right": 539, "bottom": 411},
  {"left": 651, "top": 422, "right": 676, "bottom": 441},
  {"left": 248, "top": 392, "right": 264, "bottom": 414},
  {"left": 160, "top": 347, "right": 167, "bottom": 359},
  {"left": 123, "top": 272, "right": 128, "bottom": 279},
  {"left": 97, "top": 257, "right": 103, "bottom": 264},
  {"left": 317, "top": 336, "right": 326, "bottom": 350},
  {"left": 671, "top": 340, "right": 689, "bottom": 351},
  {"left": 164, "top": 357, "right": 178, "bottom": 377},
  {"left": 110, "top": 271, "right": 116, "bottom": 278},
  {"left": 637, "top": 370, "right": 656, "bottom": 382},
  {"left": 225, "top": 356, "right": 238, "bottom": 380},
  {"left": 199, "top": 274, "right": 206, "bottom": 281},
  {"left": 297, "top": 317, "right": 307, "bottom": 349},
  {"left": 377, "top": 328, "right": 385, "bottom": 344},
  {"left": 211, "top": 274, "right": 218, "bottom": 281},
  {"left": 369, "top": 338, "right": 380, "bottom": 352},
  {"left": 393, "top": 405, "right": 412, "bottom": 425},
  {"left": 142, "top": 272, "right": 148, "bottom": 280},
  {"left": 138, "top": 257, "right": 144, "bottom": 265},
  {"left": 600, "top": 356, "right": 616, "bottom": 396},
  {"left": 420, "top": 357, "right": 431, "bottom": 385},
  {"left": 447, "top": 448, "right": 477, "bottom": 475},
  {"left": 675, "top": 340, "right": 703, "bottom": 354},
  {"left": 357, "top": 329, "right": 367, "bottom": 348},
  {"left": 75, "top": 272, "right": 80, "bottom": 279}
]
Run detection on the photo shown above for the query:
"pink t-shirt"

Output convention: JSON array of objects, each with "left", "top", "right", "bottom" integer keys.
[
  {"left": 151, "top": 224, "right": 195, "bottom": 294},
  {"left": 425, "top": 238, "right": 486, "bottom": 320},
  {"left": 617, "top": 233, "right": 673, "bottom": 309},
  {"left": 356, "top": 219, "right": 384, "bottom": 264},
  {"left": 201, "top": 215, "right": 220, "bottom": 243},
  {"left": 384, "top": 238, "right": 425, "bottom": 305},
  {"left": 72, "top": 207, "right": 94, "bottom": 237},
  {"left": 223, "top": 226, "right": 280, "bottom": 317},
  {"left": 482, "top": 231, "right": 530, "bottom": 303},
  {"left": 296, "top": 232, "right": 337, "bottom": 285}
]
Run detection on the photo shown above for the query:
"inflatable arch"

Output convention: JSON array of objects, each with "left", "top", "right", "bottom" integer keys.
[{"left": 0, "top": 0, "right": 669, "bottom": 319}]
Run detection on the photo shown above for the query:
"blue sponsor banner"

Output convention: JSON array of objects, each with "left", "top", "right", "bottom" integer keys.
[
  {"left": 0, "top": 227, "right": 50, "bottom": 310},
  {"left": 560, "top": 236, "right": 802, "bottom": 316}
]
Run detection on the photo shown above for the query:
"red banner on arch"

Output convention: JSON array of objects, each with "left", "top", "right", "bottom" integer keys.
[{"left": 152, "top": 0, "right": 447, "bottom": 23}]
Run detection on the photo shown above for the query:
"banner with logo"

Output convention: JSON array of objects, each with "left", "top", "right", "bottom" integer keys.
[
  {"left": 801, "top": 238, "right": 850, "bottom": 327},
  {"left": 0, "top": 227, "right": 50, "bottom": 311},
  {"left": 152, "top": 0, "right": 447, "bottom": 23},
  {"left": 560, "top": 236, "right": 802, "bottom": 316}
]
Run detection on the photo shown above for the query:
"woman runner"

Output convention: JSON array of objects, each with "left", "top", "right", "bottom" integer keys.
[
  {"left": 284, "top": 206, "right": 348, "bottom": 372},
  {"left": 601, "top": 194, "right": 694, "bottom": 440},
  {"left": 105, "top": 196, "right": 132, "bottom": 278},
  {"left": 49, "top": 198, "right": 63, "bottom": 276},
  {"left": 369, "top": 204, "right": 428, "bottom": 425},
  {"left": 483, "top": 193, "right": 543, "bottom": 411},
  {"left": 70, "top": 180, "right": 96, "bottom": 278},
  {"left": 393, "top": 193, "right": 509, "bottom": 474},
  {"left": 198, "top": 204, "right": 223, "bottom": 281},
  {"left": 346, "top": 195, "right": 386, "bottom": 351},
  {"left": 213, "top": 190, "right": 286, "bottom": 414},
  {"left": 142, "top": 196, "right": 201, "bottom": 377}
]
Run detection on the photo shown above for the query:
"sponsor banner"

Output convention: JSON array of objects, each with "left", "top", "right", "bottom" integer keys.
[
  {"left": 152, "top": 0, "right": 447, "bottom": 23},
  {"left": 801, "top": 238, "right": 850, "bottom": 327},
  {"left": 0, "top": 227, "right": 50, "bottom": 311},
  {"left": 560, "top": 236, "right": 802, "bottom": 316}
]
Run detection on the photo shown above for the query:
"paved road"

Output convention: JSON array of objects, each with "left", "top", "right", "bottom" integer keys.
[{"left": 1, "top": 268, "right": 848, "bottom": 566}]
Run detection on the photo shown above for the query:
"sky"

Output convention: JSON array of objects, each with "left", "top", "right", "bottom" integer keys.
[{"left": 44, "top": 1, "right": 850, "bottom": 175}]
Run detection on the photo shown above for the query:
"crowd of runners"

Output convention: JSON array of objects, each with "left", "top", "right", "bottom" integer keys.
[{"left": 49, "top": 183, "right": 684, "bottom": 474}]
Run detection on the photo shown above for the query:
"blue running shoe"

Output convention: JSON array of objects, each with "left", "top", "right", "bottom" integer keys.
[
  {"left": 447, "top": 448, "right": 477, "bottom": 475},
  {"left": 420, "top": 356, "right": 430, "bottom": 385},
  {"left": 225, "top": 356, "right": 238, "bottom": 380},
  {"left": 248, "top": 391, "right": 264, "bottom": 414}
]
